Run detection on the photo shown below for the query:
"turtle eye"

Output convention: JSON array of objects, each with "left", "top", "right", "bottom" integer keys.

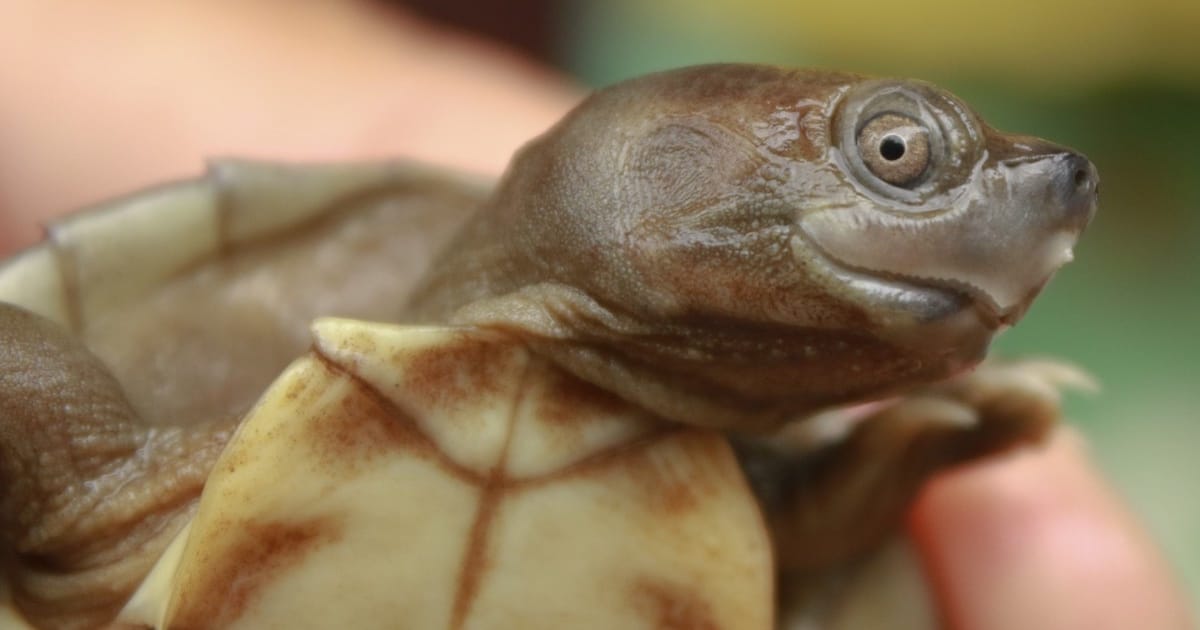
[{"left": 856, "top": 113, "right": 931, "bottom": 188}]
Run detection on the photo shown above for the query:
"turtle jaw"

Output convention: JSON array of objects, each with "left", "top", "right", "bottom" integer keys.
[
  {"left": 793, "top": 208, "right": 1085, "bottom": 335},
  {"left": 790, "top": 225, "right": 1060, "bottom": 331},
  {"left": 789, "top": 230, "right": 974, "bottom": 324}
]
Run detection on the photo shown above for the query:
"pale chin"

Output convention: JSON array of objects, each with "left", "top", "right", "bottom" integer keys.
[
  {"left": 789, "top": 232, "right": 969, "bottom": 323},
  {"left": 790, "top": 222, "right": 1081, "bottom": 333}
]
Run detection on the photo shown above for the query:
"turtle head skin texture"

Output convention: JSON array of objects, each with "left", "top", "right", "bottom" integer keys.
[
  {"left": 410, "top": 65, "right": 1097, "bottom": 430},
  {"left": 0, "top": 64, "right": 1097, "bottom": 629}
]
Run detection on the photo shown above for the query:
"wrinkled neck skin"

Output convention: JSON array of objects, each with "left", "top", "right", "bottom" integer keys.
[{"left": 407, "top": 64, "right": 1095, "bottom": 432}]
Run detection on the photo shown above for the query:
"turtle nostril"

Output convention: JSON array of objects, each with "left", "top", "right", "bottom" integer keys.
[
  {"left": 1067, "top": 155, "right": 1097, "bottom": 198},
  {"left": 1059, "top": 153, "right": 1098, "bottom": 229},
  {"left": 1073, "top": 167, "right": 1089, "bottom": 190}
]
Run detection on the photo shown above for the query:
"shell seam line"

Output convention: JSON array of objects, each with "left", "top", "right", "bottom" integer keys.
[
  {"left": 46, "top": 224, "right": 83, "bottom": 334},
  {"left": 447, "top": 357, "right": 531, "bottom": 630},
  {"left": 308, "top": 347, "right": 484, "bottom": 486}
]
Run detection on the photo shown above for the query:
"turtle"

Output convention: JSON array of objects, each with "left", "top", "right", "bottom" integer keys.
[{"left": 0, "top": 64, "right": 1098, "bottom": 629}]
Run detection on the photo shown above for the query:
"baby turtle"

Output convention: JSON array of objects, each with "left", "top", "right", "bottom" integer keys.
[{"left": 0, "top": 64, "right": 1097, "bottom": 629}]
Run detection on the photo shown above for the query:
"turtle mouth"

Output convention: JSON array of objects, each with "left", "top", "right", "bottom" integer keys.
[{"left": 788, "top": 232, "right": 1017, "bottom": 329}]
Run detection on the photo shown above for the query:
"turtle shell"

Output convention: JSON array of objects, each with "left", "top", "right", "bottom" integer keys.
[
  {"left": 0, "top": 160, "right": 487, "bottom": 430},
  {"left": 116, "top": 320, "right": 772, "bottom": 628}
]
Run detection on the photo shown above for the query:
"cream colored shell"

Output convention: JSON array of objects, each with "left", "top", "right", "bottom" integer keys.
[{"left": 114, "top": 319, "right": 773, "bottom": 629}]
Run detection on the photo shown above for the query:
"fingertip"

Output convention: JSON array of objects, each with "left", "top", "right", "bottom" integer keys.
[{"left": 910, "top": 429, "right": 1194, "bottom": 630}]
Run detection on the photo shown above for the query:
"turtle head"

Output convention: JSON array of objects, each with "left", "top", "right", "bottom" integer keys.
[{"left": 413, "top": 64, "right": 1097, "bottom": 430}]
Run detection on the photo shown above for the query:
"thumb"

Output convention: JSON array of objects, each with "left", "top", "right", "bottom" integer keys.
[{"left": 910, "top": 429, "right": 1194, "bottom": 630}]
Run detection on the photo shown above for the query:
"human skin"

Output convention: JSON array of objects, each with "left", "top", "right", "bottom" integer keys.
[
  {"left": 0, "top": 0, "right": 578, "bottom": 253},
  {"left": 914, "top": 430, "right": 1192, "bottom": 630},
  {"left": 0, "top": 2, "right": 1192, "bottom": 628}
]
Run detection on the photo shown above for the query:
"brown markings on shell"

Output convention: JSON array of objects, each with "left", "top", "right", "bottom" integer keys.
[
  {"left": 631, "top": 577, "right": 721, "bottom": 630},
  {"left": 401, "top": 333, "right": 513, "bottom": 417},
  {"left": 184, "top": 343, "right": 736, "bottom": 628},
  {"left": 512, "top": 428, "right": 729, "bottom": 520},
  {"left": 447, "top": 475, "right": 504, "bottom": 630},
  {"left": 507, "top": 428, "right": 675, "bottom": 494},
  {"left": 310, "top": 351, "right": 481, "bottom": 485},
  {"left": 524, "top": 367, "right": 638, "bottom": 457},
  {"left": 282, "top": 369, "right": 309, "bottom": 402},
  {"left": 536, "top": 368, "right": 631, "bottom": 426},
  {"left": 171, "top": 352, "right": 489, "bottom": 627},
  {"left": 215, "top": 356, "right": 333, "bottom": 480},
  {"left": 446, "top": 358, "right": 528, "bottom": 630},
  {"left": 633, "top": 431, "right": 730, "bottom": 517},
  {"left": 169, "top": 516, "right": 343, "bottom": 629}
]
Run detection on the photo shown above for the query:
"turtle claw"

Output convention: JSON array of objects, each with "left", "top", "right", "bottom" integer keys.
[
  {"left": 745, "top": 359, "right": 1090, "bottom": 628},
  {"left": 749, "top": 358, "right": 1090, "bottom": 574},
  {"left": 938, "top": 357, "right": 1099, "bottom": 403}
]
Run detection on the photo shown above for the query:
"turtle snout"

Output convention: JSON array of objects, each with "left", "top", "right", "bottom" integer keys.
[{"left": 1056, "top": 152, "right": 1099, "bottom": 231}]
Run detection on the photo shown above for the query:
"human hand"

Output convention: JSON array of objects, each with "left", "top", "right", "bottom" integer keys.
[
  {"left": 0, "top": 0, "right": 580, "bottom": 255},
  {"left": 0, "top": 3, "right": 1191, "bottom": 629},
  {"left": 912, "top": 429, "right": 1194, "bottom": 629}
]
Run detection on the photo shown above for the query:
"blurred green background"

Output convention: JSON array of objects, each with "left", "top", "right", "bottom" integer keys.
[{"left": 540, "top": 0, "right": 1199, "bottom": 606}]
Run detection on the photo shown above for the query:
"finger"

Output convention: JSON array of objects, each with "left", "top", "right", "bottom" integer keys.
[
  {"left": 910, "top": 429, "right": 1195, "bottom": 630},
  {"left": 0, "top": 0, "right": 580, "bottom": 254}
]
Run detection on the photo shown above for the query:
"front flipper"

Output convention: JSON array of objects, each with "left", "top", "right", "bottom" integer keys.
[
  {"left": 0, "top": 304, "right": 234, "bottom": 629},
  {"left": 739, "top": 359, "right": 1093, "bottom": 628}
]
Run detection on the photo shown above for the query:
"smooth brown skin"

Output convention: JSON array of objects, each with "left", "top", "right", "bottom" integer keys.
[
  {"left": 411, "top": 65, "right": 1095, "bottom": 432},
  {"left": 0, "top": 3, "right": 1192, "bottom": 630}
]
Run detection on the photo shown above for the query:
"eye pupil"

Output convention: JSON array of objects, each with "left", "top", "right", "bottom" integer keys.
[
  {"left": 855, "top": 113, "right": 931, "bottom": 188},
  {"left": 879, "top": 135, "right": 906, "bottom": 161}
]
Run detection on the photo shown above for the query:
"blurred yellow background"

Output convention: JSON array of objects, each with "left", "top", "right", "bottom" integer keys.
[{"left": 559, "top": 0, "right": 1200, "bottom": 606}]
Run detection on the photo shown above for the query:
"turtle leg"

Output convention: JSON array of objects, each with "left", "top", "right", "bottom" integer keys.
[
  {"left": 740, "top": 361, "right": 1091, "bottom": 629},
  {"left": 740, "top": 359, "right": 1093, "bottom": 573},
  {"left": 0, "top": 303, "right": 235, "bottom": 629}
]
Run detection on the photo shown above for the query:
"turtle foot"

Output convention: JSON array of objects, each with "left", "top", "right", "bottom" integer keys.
[
  {"left": 0, "top": 303, "right": 234, "bottom": 629},
  {"left": 749, "top": 358, "right": 1092, "bottom": 573},
  {"left": 743, "top": 359, "right": 1091, "bottom": 629}
]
